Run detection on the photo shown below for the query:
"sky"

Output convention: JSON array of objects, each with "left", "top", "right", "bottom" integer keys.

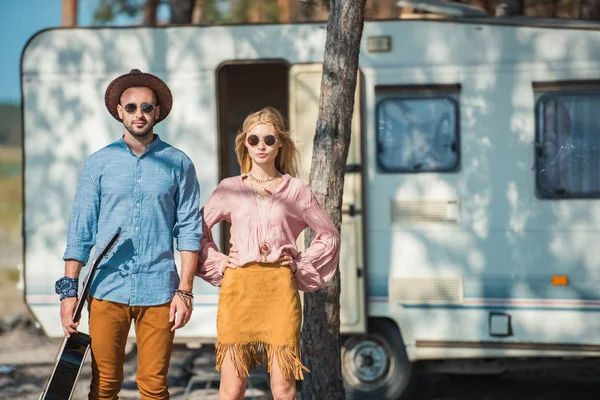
[{"left": 0, "top": 0, "right": 170, "bottom": 105}]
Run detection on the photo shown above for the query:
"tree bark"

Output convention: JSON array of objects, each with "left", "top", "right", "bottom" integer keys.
[
  {"left": 249, "top": 0, "right": 264, "bottom": 22},
  {"left": 301, "top": 1, "right": 366, "bottom": 399},
  {"left": 191, "top": 0, "right": 204, "bottom": 23},
  {"left": 278, "top": 0, "right": 291, "bottom": 22},
  {"left": 61, "top": 0, "right": 78, "bottom": 27},
  {"left": 143, "top": 0, "right": 159, "bottom": 26},
  {"left": 170, "top": 0, "right": 194, "bottom": 24}
]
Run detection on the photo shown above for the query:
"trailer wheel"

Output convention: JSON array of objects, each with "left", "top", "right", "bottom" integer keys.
[{"left": 342, "top": 318, "right": 413, "bottom": 400}]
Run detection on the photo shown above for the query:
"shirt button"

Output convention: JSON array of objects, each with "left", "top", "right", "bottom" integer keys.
[
  {"left": 137, "top": 179, "right": 141, "bottom": 183},
  {"left": 131, "top": 274, "right": 135, "bottom": 278},
  {"left": 135, "top": 227, "right": 139, "bottom": 231},
  {"left": 136, "top": 203, "right": 140, "bottom": 207}
]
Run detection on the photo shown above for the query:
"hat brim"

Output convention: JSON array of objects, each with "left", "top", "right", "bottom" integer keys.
[{"left": 105, "top": 72, "right": 172, "bottom": 123}]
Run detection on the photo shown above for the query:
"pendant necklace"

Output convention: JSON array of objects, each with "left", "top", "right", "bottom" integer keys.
[
  {"left": 252, "top": 179, "right": 276, "bottom": 200},
  {"left": 250, "top": 180, "right": 277, "bottom": 262},
  {"left": 249, "top": 173, "right": 278, "bottom": 185}
]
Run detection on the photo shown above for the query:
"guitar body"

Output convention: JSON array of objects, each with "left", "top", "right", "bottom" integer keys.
[
  {"left": 40, "top": 332, "right": 91, "bottom": 400},
  {"left": 39, "top": 228, "right": 121, "bottom": 400}
]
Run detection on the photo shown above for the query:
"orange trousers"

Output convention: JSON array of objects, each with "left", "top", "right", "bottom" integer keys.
[{"left": 87, "top": 297, "right": 175, "bottom": 400}]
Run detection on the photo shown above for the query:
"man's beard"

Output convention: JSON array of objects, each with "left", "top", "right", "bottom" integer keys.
[{"left": 124, "top": 119, "right": 155, "bottom": 138}]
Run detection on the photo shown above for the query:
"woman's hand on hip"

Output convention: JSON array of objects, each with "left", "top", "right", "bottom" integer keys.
[
  {"left": 223, "top": 251, "right": 239, "bottom": 271},
  {"left": 277, "top": 252, "right": 297, "bottom": 272}
]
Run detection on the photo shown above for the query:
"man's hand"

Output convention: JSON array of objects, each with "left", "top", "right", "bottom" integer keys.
[
  {"left": 172, "top": 250, "right": 197, "bottom": 331},
  {"left": 60, "top": 297, "right": 79, "bottom": 337},
  {"left": 169, "top": 294, "right": 192, "bottom": 332},
  {"left": 60, "top": 260, "right": 84, "bottom": 337}
]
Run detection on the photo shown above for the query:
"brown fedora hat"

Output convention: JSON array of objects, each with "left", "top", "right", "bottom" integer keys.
[{"left": 104, "top": 69, "right": 173, "bottom": 123}]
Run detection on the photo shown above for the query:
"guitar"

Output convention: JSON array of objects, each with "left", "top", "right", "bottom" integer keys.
[{"left": 39, "top": 227, "right": 122, "bottom": 400}]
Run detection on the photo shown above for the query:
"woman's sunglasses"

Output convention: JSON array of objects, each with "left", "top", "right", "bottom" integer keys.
[
  {"left": 122, "top": 103, "right": 155, "bottom": 114},
  {"left": 247, "top": 134, "right": 277, "bottom": 147}
]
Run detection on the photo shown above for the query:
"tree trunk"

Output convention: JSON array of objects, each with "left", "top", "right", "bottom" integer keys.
[
  {"left": 170, "top": 0, "right": 194, "bottom": 24},
  {"left": 278, "top": 0, "right": 291, "bottom": 22},
  {"left": 143, "top": 0, "right": 159, "bottom": 26},
  {"left": 581, "top": 0, "right": 600, "bottom": 19},
  {"left": 191, "top": 0, "right": 204, "bottom": 23},
  {"left": 301, "top": 1, "right": 366, "bottom": 400},
  {"left": 249, "top": 0, "right": 264, "bottom": 22},
  {"left": 61, "top": 0, "right": 78, "bottom": 27}
]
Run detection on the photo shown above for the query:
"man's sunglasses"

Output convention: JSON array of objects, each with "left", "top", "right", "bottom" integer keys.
[
  {"left": 247, "top": 134, "right": 277, "bottom": 147},
  {"left": 122, "top": 103, "right": 156, "bottom": 114}
]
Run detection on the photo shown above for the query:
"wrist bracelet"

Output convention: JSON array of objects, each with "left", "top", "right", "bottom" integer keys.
[
  {"left": 55, "top": 276, "right": 79, "bottom": 300},
  {"left": 175, "top": 289, "right": 194, "bottom": 298},
  {"left": 175, "top": 289, "right": 194, "bottom": 311}
]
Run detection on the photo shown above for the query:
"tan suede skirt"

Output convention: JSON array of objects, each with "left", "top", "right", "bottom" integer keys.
[{"left": 216, "top": 262, "right": 308, "bottom": 380}]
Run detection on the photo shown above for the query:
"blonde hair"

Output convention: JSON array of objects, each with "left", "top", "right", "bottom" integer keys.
[{"left": 235, "top": 106, "right": 300, "bottom": 177}]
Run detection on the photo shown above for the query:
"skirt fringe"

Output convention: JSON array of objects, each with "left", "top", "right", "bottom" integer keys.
[{"left": 215, "top": 341, "right": 309, "bottom": 380}]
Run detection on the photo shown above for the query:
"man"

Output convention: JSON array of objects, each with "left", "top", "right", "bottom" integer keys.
[{"left": 56, "top": 69, "right": 201, "bottom": 399}]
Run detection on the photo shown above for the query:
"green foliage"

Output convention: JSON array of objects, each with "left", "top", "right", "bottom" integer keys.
[
  {"left": 0, "top": 104, "right": 21, "bottom": 147},
  {"left": 94, "top": 0, "right": 143, "bottom": 24},
  {"left": 0, "top": 268, "right": 20, "bottom": 284},
  {"left": 0, "top": 267, "right": 26, "bottom": 319},
  {"left": 264, "top": 0, "right": 280, "bottom": 23},
  {"left": 302, "top": 0, "right": 330, "bottom": 11},
  {"left": 92, "top": 0, "right": 330, "bottom": 25},
  {"left": 0, "top": 149, "right": 21, "bottom": 235},
  {"left": 202, "top": 0, "right": 221, "bottom": 21},
  {"left": 231, "top": 0, "right": 251, "bottom": 22},
  {"left": 230, "top": 0, "right": 281, "bottom": 23}
]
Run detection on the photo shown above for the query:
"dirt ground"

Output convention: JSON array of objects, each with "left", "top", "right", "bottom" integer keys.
[
  {"left": 0, "top": 316, "right": 274, "bottom": 400},
  {"left": 1, "top": 314, "right": 600, "bottom": 400}
]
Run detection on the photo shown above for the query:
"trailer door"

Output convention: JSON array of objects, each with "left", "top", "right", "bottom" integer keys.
[{"left": 289, "top": 64, "right": 366, "bottom": 333}]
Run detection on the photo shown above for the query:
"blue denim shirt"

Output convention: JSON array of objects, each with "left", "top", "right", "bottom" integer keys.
[{"left": 63, "top": 135, "right": 201, "bottom": 306}]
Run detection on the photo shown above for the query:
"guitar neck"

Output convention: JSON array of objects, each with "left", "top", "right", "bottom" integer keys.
[
  {"left": 72, "top": 228, "right": 121, "bottom": 323},
  {"left": 72, "top": 265, "right": 95, "bottom": 323}
]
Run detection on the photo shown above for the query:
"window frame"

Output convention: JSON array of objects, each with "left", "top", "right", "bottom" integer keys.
[
  {"left": 375, "top": 84, "right": 461, "bottom": 174},
  {"left": 534, "top": 82, "right": 600, "bottom": 200}
]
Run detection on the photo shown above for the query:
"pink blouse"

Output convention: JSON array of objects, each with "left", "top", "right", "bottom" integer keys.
[{"left": 196, "top": 174, "right": 340, "bottom": 292}]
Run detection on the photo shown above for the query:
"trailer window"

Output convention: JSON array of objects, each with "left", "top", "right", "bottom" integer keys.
[
  {"left": 536, "top": 93, "right": 600, "bottom": 199},
  {"left": 376, "top": 96, "right": 459, "bottom": 172}
]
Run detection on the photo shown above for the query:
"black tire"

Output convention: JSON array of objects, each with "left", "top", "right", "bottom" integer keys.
[{"left": 342, "top": 318, "right": 413, "bottom": 400}]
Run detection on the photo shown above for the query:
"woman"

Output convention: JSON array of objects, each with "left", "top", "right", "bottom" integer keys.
[{"left": 196, "top": 106, "right": 340, "bottom": 400}]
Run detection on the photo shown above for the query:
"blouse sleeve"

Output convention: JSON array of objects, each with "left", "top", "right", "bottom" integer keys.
[
  {"left": 195, "top": 185, "right": 229, "bottom": 287},
  {"left": 293, "top": 189, "right": 341, "bottom": 292}
]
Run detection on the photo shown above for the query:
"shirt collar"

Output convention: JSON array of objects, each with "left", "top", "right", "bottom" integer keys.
[
  {"left": 118, "top": 134, "right": 162, "bottom": 156},
  {"left": 241, "top": 173, "right": 291, "bottom": 195}
]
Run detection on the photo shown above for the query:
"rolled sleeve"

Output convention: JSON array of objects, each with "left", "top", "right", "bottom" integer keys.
[
  {"left": 174, "top": 158, "right": 201, "bottom": 252},
  {"left": 63, "top": 246, "right": 93, "bottom": 265},
  {"left": 177, "top": 237, "right": 201, "bottom": 252},
  {"left": 62, "top": 160, "right": 100, "bottom": 265}
]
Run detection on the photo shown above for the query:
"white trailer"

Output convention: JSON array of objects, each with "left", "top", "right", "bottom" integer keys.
[{"left": 21, "top": 16, "right": 600, "bottom": 399}]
